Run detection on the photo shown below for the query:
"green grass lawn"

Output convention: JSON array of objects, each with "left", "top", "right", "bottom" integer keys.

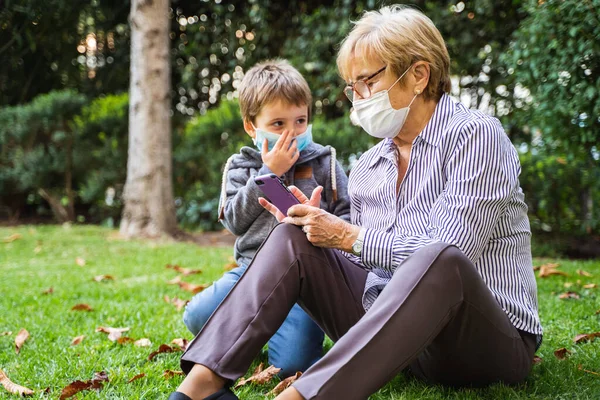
[{"left": 1, "top": 225, "right": 599, "bottom": 399}]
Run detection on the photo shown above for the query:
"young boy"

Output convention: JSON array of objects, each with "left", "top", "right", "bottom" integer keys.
[{"left": 183, "top": 59, "right": 351, "bottom": 378}]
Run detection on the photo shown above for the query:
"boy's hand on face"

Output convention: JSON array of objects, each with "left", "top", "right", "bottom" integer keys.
[{"left": 261, "top": 129, "right": 299, "bottom": 176}]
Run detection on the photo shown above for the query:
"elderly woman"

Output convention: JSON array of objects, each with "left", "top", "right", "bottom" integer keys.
[{"left": 170, "top": 5, "right": 542, "bottom": 400}]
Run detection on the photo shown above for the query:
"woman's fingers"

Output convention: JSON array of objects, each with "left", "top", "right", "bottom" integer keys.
[
  {"left": 309, "top": 186, "right": 323, "bottom": 207},
  {"left": 282, "top": 204, "right": 316, "bottom": 226}
]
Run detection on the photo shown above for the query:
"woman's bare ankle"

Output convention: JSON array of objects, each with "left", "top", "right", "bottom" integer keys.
[{"left": 176, "top": 364, "right": 226, "bottom": 399}]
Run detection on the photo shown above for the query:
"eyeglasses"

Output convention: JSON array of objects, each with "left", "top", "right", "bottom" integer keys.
[{"left": 343, "top": 66, "right": 387, "bottom": 102}]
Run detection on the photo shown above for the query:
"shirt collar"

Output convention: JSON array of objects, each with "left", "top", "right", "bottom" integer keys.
[
  {"left": 365, "top": 93, "right": 456, "bottom": 168},
  {"left": 418, "top": 93, "right": 456, "bottom": 147},
  {"left": 367, "top": 139, "right": 396, "bottom": 168}
]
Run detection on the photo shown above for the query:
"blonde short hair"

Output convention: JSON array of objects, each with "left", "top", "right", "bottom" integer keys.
[
  {"left": 238, "top": 59, "right": 312, "bottom": 122},
  {"left": 337, "top": 5, "right": 451, "bottom": 101}
]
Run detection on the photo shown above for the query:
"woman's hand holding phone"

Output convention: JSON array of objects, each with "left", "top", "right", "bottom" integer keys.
[
  {"left": 255, "top": 175, "right": 352, "bottom": 251},
  {"left": 258, "top": 184, "right": 323, "bottom": 223}
]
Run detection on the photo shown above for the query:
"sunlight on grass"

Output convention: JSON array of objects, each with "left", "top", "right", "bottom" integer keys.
[{"left": 1, "top": 225, "right": 599, "bottom": 399}]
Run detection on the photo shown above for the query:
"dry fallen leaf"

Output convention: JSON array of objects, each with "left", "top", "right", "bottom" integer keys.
[
  {"left": 595, "top": 309, "right": 600, "bottom": 315},
  {"left": 75, "top": 257, "right": 86, "bottom": 267},
  {"left": 2, "top": 233, "right": 22, "bottom": 243},
  {"left": 164, "top": 296, "right": 189, "bottom": 311},
  {"left": 134, "top": 338, "right": 152, "bottom": 347},
  {"left": 173, "top": 297, "right": 189, "bottom": 311},
  {"left": 563, "top": 282, "right": 574, "bottom": 288},
  {"left": 267, "top": 371, "right": 302, "bottom": 396},
  {"left": 171, "top": 338, "right": 189, "bottom": 351},
  {"left": 558, "top": 291, "right": 580, "bottom": 300},
  {"left": 59, "top": 371, "right": 108, "bottom": 400},
  {"left": 583, "top": 283, "right": 597, "bottom": 289},
  {"left": 93, "top": 275, "right": 115, "bottom": 282},
  {"left": 148, "top": 344, "right": 180, "bottom": 361},
  {"left": 117, "top": 337, "right": 135, "bottom": 345},
  {"left": 71, "top": 335, "right": 85, "bottom": 346},
  {"left": 577, "top": 269, "right": 593, "bottom": 277},
  {"left": 178, "top": 281, "right": 208, "bottom": 294},
  {"left": 553, "top": 348, "right": 571, "bottom": 360},
  {"left": 534, "top": 262, "right": 558, "bottom": 271},
  {"left": 578, "top": 364, "right": 600, "bottom": 377},
  {"left": 1, "top": 331, "right": 12, "bottom": 336},
  {"left": 539, "top": 263, "right": 568, "bottom": 278},
  {"left": 166, "top": 264, "right": 202, "bottom": 276},
  {"left": 532, "top": 355, "right": 543, "bottom": 365},
  {"left": 573, "top": 332, "right": 600, "bottom": 344},
  {"left": 167, "top": 276, "right": 182, "bottom": 285},
  {"left": 0, "top": 368, "right": 34, "bottom": 396},
  {"left": 223, "top": 262, "right": 237, "bottom": 271},
  {"left": 71, "top": 303, "right": 94, "bottom": 312},
  {"left": 15, "top": 328, "right": 29, "bottom": 354},
  {"left": 163, "top": 370, "right": 185, "bottom": 379},
  {"left": 42, "top": 287, "right": 54, "bottom": 295},
  {"left": 96, "top": 326, "right": 130, "bottom": 342},
  {"left": 127, "top": 373, "right": 146, "bottom": 383},
  {"left": 235, "top": 364, "right": 281, "bottom": 388},
  {"left": 34, "top": 245, "right": 42, "bottom": 254}
]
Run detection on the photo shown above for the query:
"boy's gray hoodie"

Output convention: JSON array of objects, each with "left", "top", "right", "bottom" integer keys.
[{"left": 218, "top": 142, "right": 351, "bottom": 267}]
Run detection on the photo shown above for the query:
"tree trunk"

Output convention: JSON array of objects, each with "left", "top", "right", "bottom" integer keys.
[{"left": 120, "top": 0, "right": 177, "bottom": 238}]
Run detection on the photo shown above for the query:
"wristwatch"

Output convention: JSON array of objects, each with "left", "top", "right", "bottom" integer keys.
[{"left": 351, "top": 228, "right": 366, "bottom": 256}]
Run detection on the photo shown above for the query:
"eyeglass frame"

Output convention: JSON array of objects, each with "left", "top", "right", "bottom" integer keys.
[{"left": 343, "top": 65, "right": 387, "bottom": 102}]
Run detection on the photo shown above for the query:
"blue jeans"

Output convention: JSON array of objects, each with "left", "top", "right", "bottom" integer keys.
[{"left": 183, "top": 264, "right": 324, "bottom": 377}]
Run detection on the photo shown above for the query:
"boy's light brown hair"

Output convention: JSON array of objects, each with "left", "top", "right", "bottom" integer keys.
[{"left": 238, "top": 59, "right": 312, "bottom": 123}]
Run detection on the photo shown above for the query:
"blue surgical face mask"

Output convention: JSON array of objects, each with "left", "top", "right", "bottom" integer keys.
[
  {"left": 294, "top": 125, "right": 313, "bottom": 152},
  {"left": 252, "top": 127, "right": 280, "bottom": 152},
  {"left": 252, "top": 124, "right": 313, "bottom": 152}
]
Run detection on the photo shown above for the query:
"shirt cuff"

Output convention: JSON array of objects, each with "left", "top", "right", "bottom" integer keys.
[{"left": 362, "top": 229, "right": 395, "bottom": 270}]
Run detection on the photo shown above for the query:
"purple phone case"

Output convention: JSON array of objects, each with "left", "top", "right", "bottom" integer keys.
[{"left": 254, "top": 174, "right": 300, "bottom": 215}]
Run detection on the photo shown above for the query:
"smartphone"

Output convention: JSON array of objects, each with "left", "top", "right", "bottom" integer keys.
[{"left": 254, "top": 174, "right": 300, "bottom": 215}]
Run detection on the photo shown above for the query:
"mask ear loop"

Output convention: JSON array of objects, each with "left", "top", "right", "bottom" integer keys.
[
  {"left": 387, "top": 65, "right": 413, "bottom": 92},
  {"left": 407, "top": 91, "right": 419, "bottom": 107}
]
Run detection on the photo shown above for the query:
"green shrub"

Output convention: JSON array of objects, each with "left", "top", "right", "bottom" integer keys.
[
  {"left": 0, "top": 90, "right": 87, "bottom": 221},
  {"left": 312, "top": 113, "right": 376, "bottom": 173},
  {"left": 519, "top": 149, "right": 600, "bottom": 236},
  {"left": 73, "top": 92, "right": 129, "bottom": 225}
]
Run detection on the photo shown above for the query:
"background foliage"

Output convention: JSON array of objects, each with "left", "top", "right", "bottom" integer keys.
[{"left": 0, "top": 0, "right": 598, "bottom": 254}]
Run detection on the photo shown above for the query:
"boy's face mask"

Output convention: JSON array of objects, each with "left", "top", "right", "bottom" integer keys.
[{"left": 252, "top": 124, "right": 313, "bottom": 152}]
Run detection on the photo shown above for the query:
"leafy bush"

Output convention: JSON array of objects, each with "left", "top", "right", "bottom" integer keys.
[
  {"left": 502, "top": 0, "right": 600, "bottom": 240},
  {"left": 0, "top": 90, "right": 87, "bottom": 221},
  {"left": 502, "top": 0, "right": 599, "bottom": 157},
  {"left": 73, "top": 92, "right": 129, "bottom": 225},
  {"left": 519, "top": 149, "right": 600, "bottom": 236},
  {"left": 312, "top": 113, "right": 376, "bottom": 172}
]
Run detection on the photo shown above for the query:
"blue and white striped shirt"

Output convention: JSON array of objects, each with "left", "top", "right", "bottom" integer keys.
[{"left": 345, "top": 93, "right": 542, "bottom": 339}]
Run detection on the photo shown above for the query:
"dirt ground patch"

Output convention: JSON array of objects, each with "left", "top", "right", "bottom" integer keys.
[{"left": 188, "top": 229, "right": 236, "bottom": 247}]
